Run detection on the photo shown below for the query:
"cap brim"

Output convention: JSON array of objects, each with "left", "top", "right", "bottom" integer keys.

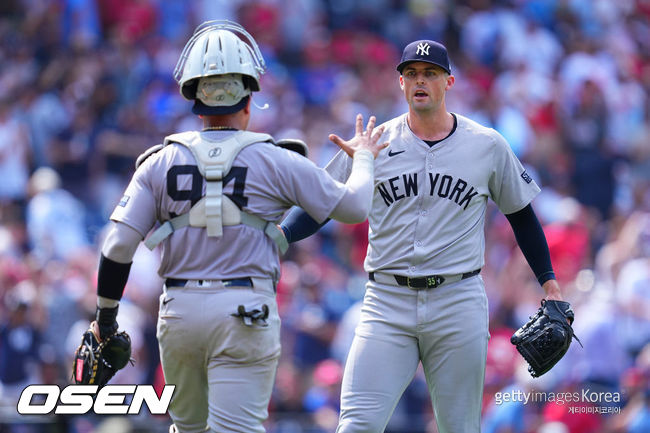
[{"left": 397, "top": 60, "right": 450, "bottom": 74}]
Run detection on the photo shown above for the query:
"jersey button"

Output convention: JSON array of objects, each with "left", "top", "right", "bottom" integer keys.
[
  {"left": 421, "top": 210, "right": 428, "bottom": 216},
  {"left": 410, "top": 266, "right": 416, "bottom": 272},
  {"left": 416, "top": 241, "right": 422, "bottom": 247}
]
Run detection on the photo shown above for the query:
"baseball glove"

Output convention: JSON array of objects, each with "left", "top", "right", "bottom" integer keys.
[
  {"left": 510, "top": 300, "right": 582, "bottom": 378},
  {"left": 72, "top": 324, "right": 133, "bottom": 386}
]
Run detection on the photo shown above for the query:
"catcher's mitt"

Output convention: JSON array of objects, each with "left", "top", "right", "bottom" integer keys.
[
  {"left": 72, "top": 324, "right": 132, "bottom": 386},
  {"left": 511, "top": 300, "right": 582, "bottom": 378}
]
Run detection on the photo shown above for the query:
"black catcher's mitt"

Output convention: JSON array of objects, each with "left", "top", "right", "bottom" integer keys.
[
  {"left": 510, "top": 300, "right": 582, "bottom": 378},
  {"left": 72, "top": 324, "right": 132, "bottom": 386}
]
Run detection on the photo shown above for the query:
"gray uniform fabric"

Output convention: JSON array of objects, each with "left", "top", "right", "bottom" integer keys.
[
  {"left": 110, "top": 130, "right": 360, "bottom": 433},
  {"left": 111, "top": 130, "right": 346, "bottom": 282},
  {"left": 325, "top": 113, "right": 540, "bottom": 433},
  {"left": 326, "top": 114, "right": 540, "bottom": 275}
]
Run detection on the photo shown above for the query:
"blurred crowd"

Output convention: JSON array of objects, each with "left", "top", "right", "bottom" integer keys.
[{"left": 0, "top": 0, "right": 649, "bottom": 432}]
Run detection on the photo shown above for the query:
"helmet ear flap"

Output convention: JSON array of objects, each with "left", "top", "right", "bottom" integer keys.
[
  {"left": 242, "top": 75, "right": 259, "bottom": 92},
  {"left": 181, "top": 79, "right": 198, "bottom": 100}
]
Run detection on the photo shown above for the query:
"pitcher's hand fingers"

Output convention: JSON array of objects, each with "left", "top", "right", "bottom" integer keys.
[
  {"left": 366, "top": 116, "right": 376, "bottom": 136},
  {"left": 329, "top": 134, "right": 352, "bottom": 156},
  {"left": 371, "top": 126, "right": 385, "bottom": 143},
  {"left": 368, "top": 140, "right": 390, "bottom": 159},
  {"left": 355, "top": 114, "right": 364, "bottom": 136}
]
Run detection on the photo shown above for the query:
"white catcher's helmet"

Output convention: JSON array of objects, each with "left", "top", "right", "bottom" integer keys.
[{"left": 174, "top": 21, "right": 266, "bottom": 113}]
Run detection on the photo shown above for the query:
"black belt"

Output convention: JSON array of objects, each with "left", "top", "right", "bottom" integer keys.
[
  {"left": 368, "top": 268, "right": 481, "bottom": 289},
  {"left": 165, "top": 277, "right": 254, "bottom": 288}
]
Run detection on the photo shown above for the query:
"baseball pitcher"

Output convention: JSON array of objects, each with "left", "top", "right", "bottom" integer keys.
[
  {"left": 281, "top": 40, "right": 579, "bottom": 432},
  {"left": 83, "top": 21, "right": 388, "bottom": 433}
]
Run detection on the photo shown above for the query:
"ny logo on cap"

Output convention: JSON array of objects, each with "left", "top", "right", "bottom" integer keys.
[{"left": 416, "top": 42, "right": 430, "bottom": 56}]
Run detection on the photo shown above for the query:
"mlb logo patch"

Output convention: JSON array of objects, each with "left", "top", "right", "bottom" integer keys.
[
  {"left": 520, "top": 171, "right": 532, "bottom": 184},
  {"left": 118, "top": 195, "right": 130, "bottom": 207}
]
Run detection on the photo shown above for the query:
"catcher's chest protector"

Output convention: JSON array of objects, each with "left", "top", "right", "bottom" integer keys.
[
  {"left": 143, "top": 131, "right": 288, "bottom": 253},
  {"left": 166, "top": 130, "right": 272, "bottom": 237}
]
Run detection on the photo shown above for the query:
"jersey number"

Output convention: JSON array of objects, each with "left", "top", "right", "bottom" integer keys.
[{"left": 166, "top": 165, "right": 249, "bottom": 209}]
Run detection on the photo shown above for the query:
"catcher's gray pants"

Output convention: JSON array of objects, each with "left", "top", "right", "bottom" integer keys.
[
  {"left": 157, "top": 278, "right": 281, "bottom": 433},
  {"left": 336, "top": 274, "right": 489, "bottom": 433}
]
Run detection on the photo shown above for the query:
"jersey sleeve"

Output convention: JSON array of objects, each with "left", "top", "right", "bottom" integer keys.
[
  {"left": 109, "top": 159, "right": 159, "bottom": 238},
  {"left": 488, "top": 131, "right": 541, "bottom": 215},
  {"left": 324, "top": 149, "right": 354, "bottom": 182},
  {"left": 272, "top": 149, "right": 348, "bottom": 224}
]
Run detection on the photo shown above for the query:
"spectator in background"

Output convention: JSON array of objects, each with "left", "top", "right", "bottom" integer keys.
[
  {"left": 0, "top": 282, "right": 42, "bottom": 405},
  {"left": 25, "top": 167, "right": 91, "bottom": 263},
  {"left": 607, "top": 349, "right": 650, "bottom": 433},
  {"left": 561, "top": 79, "right": 616, "bottom": 219},
  {"left": 0, "top": 100, "right": 31, "bottom": 205},
  {"left": 48, "top": 107, "right": 97, "bottom": 200},
  {"left": 615, "top": 254, "right": 650, "bottom": 359},
  {"left": 287, "top": 261, "right": 343, "bottom": 370}
]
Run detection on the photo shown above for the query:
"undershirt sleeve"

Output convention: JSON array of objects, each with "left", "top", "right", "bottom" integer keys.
[
  {"left": 505, "top": 204, "right": 556, "bottom": 285},
  {"left": 281, "top": 208, "right": 328, "bottom": 243}
]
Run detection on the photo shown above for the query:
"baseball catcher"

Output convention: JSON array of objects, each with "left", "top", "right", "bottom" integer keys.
[
  {"left": 79, "top": 19, "right": 387, "bottom": 433},
  {"left": 72, "top": 318, "right": 132, "bottom": 387},
  {"left": 511, "top": 299, "right": 582, "bottom": 377}
]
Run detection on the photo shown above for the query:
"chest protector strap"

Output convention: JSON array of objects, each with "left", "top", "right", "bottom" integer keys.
[{"left": 143, "top": 131, "right": 288, "bottom": 254}]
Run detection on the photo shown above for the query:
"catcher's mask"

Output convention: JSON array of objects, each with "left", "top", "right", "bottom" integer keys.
[{"left": 174, "top": 20, "right": 266, "bottom": 115}]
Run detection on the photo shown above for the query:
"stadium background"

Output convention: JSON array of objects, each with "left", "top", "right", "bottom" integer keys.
[{"left": 0, "top": 0, "right": 649, "bottom": 432}]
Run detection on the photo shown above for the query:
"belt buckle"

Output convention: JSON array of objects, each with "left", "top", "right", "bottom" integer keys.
[
  {"left": 407, "top": 277, "right": 415, "bottom": 289},
  {"left": 407, "top": 276, "right": 427, "bottom": 290}
]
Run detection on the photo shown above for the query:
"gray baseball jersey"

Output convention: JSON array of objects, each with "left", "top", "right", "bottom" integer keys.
[
  {"left": 326, "top": 113, "right": 540, "bottom": 433},
  {"left": 111, "top": 130, "right": 346, "bottom": 281},
  {"left": 325, "top": 113, "right": 540, "bottom": 275}
]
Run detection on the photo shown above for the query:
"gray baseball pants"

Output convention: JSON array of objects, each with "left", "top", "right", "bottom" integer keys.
[
  {"left": 337, "top": 274, "right": 489, "bottom": 433},
  {"left": 157, "top": 278, "right": 281, "bottom": 433}
]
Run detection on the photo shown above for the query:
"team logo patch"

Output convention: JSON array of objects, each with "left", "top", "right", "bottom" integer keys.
[
  {"left": 416, "top": 42, "right": 430, "bottom": 56},
  {"left": 118, "top": 195, "right": 130, "bottom": 207},
  {"left": 520, "top": 170, "right": 532, "bottom": 184}
]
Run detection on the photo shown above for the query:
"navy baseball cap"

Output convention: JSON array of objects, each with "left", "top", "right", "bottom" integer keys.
[{"left": 397, "top": 40, "right": 451, "bottom": 74}]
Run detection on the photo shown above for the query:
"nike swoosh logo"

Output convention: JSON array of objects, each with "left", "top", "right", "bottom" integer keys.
[
  {"left": 162, "top": 297, "right": 175, "bottom": 305},
  {"left": 388, "top": 149, "right": 405, "bottom": 157}
]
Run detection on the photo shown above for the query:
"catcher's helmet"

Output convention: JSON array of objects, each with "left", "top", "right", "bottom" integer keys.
[{"left": 174, "top": 21, "right": 266, "bottom": 114}]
